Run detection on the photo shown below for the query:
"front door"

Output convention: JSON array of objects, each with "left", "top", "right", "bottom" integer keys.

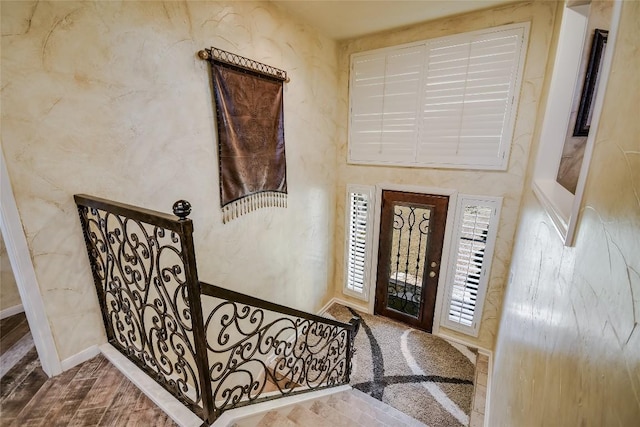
[{"left": 374, "top": 190, "right": 448, "bottom": 332}]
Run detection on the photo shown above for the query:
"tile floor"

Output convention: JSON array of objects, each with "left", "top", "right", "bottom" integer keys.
[{"left": 469, "top": 353, "right": 489, "bottom": 427}]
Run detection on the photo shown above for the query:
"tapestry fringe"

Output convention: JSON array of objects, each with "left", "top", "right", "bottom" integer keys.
[{"left": 222, "top": 192, "right": 287, "bottom": 223}]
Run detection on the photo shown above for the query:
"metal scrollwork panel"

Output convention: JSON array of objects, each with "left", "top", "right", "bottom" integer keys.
[
  {"left": 387, "top": 204, "right": 432, "bottom": 318},
  {"left": 78, "top": 205, "right": 202, "bottom": 408},
  {"left": 202, "top": 296, "right": 349, "bottom": 411}
]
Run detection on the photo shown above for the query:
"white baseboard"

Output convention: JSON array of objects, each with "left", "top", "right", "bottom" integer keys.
[
  {"left": 60, "top": 344, "right": 100, "bottom": 371},
  {"left": 436, "top": 331, "right": 491, "bottom": 355},
  {"left": 100, "top": 343, "right": 202, "bottom": 427},
  {"left": 317, "top": 297, "right": 368, "bottom": 316},
  {"left": 0, "top": 303, "right": 24, "bottom": 320},
  {"left": 477, "top": 347, "right": 493, "bottom": 358},
  {"left": 317, "top": 298, "right": 337, "bottom": 315}
]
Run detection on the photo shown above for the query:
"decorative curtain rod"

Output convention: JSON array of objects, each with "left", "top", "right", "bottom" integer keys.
[{"left": 198, "top": 47, "right": 289, "bottom": 83}]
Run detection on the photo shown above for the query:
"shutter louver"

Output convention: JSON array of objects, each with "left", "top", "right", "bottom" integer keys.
[
  {"left": 344, "top": 186, "right": 374, "bottom": 300},
  {"left": 444, "top": 196, "right": 501, "bottom": 336}
]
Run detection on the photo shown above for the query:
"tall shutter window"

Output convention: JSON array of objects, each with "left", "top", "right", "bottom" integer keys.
[
  {"left": 344, "top": 185, "right": 375, "bottom": 300},
  {"left": 442, "top": 195, "right": 501, "bottom": 336},
  {"left": 349, "top": 23, "right": 529, "bottom": 170}
]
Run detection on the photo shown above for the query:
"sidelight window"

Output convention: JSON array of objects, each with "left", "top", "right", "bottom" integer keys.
[
  {"left": 441, "top": 195, "right": 501, "bottom": 336},
  {"left": 343, "top": 185, "right": 375, "bottom": 300}
]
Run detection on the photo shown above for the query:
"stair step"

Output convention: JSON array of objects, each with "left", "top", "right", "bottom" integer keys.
[
  {"left": 325, "top": 395, "right": 371, "bottom": 425},
  {"left": 340, "top": 392, "right": 401, "bottom": 426},
  {"left": 346, "top": 389, "right": 425, "bottom": 426},
  {"left": 286, "top": 404, "right": 333, "bottom": 427},
  {"left": 341, "top": 391, "right": 387, "bottom": 415},
  {"left": 308, "top": 400, "right": 354, "bottom": 427},
  {"left": 255, "top": 410, "right": 298, "bottom": 427},
  {"left": 234, "top": 389, "right": 425, "bottom": 427}
]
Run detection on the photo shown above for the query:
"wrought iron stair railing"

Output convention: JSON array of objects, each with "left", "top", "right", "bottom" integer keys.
[{"left": 74, "top": 194, "right": 360, "bottom": 425}]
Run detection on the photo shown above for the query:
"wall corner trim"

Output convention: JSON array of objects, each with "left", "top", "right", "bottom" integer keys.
[{"left": 0, "top": 149, "right": 62, "bottom": 377}]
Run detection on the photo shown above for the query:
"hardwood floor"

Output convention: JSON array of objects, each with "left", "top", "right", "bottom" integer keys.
[
  {"left": 0, "top": 313, "right": 30, "bottom": 357},
  {"left": 0, "top": 313, "right": 176, "bottom": 426}
]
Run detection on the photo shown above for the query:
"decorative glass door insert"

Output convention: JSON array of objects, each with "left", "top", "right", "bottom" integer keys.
[{"left": 375, "top": 191, "right": 448, "bottom": 332}]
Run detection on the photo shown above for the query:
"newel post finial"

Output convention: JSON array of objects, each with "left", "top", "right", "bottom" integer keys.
[{"left": 173, "top": 200, "right": 192, "bottom": 220}]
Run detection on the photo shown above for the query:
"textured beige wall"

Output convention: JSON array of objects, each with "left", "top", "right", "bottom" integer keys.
[
  {"left": 1, "top": 1, "right": 340, "bottom": 361},
  {"left": 0, "top": 232, "right": 22, "bottom": 311},
  {"left": 490, "top": 1, "right": 640, "bottom": 425},
  {"left": 333, "top": 1, "right": 557, "bottom": 350}
]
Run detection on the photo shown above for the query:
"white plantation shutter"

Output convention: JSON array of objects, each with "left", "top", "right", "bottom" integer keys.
[
  {"left": 350, "top": 46, "right": 424, "bottom": 163},
  {"left": 349, "top": 23, "right": 529, "bottom": 170},
  {"left": 344, "top": 185, "right": 375, "bottom": 300},
  {"left": 443, "top": 196, "right": 501, "bottom": 336},
  {"left": 418, "top": 27, "right": 524, "bottom": 167}
]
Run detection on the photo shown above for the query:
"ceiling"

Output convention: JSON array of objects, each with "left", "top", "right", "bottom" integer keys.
[{"left": 271, "top": 0, "right": 517, "bottom": 40}]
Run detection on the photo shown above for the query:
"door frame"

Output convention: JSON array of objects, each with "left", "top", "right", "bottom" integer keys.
[
  {"left": 1, "top": 149, "right": 62, "bottom": 376},
  {"left": 367, "top": 183, "right": 458, "bottom": 336}
]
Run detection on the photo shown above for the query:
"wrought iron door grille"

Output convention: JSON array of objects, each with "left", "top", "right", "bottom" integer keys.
[{"left": 387, "top": 204, "right": 433, "bottom": 317}]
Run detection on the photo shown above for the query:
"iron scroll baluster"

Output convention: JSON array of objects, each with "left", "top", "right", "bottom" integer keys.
[
  {"left": 171, "top": 200, "right": 216, "bottom": 424},
  {"left": 346, "top": 317, "right": 361, "bottom": 383},
  {"left": 75, "top": 195, "right": 213, "bottom": 422},
  {"left": 74, "top": 194, "right": 359, "bottom": 423},
  {"left": 199, "top": 282, "right": 361, "bottom": 412}
]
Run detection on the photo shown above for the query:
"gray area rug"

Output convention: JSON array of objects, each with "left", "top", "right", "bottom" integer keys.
[{"left": 327, "top": 304, "right": 476, "bottom": 426}]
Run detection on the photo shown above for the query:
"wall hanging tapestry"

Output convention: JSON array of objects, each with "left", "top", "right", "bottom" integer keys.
[{"left": 199, "top": 47, "right": 288, "bottom": 223}]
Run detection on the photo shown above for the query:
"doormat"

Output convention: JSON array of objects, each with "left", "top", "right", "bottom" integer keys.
[{"left": 326, "top": 304, "right": 476, "bottom": 426}]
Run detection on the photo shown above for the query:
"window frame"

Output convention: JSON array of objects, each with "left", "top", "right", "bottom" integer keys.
[
  {"left": 348, "top": 22, "right": 530, "bottom": 171},
  {"left": 343, "top": 184, "right": 376, "bottom": 301}
]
